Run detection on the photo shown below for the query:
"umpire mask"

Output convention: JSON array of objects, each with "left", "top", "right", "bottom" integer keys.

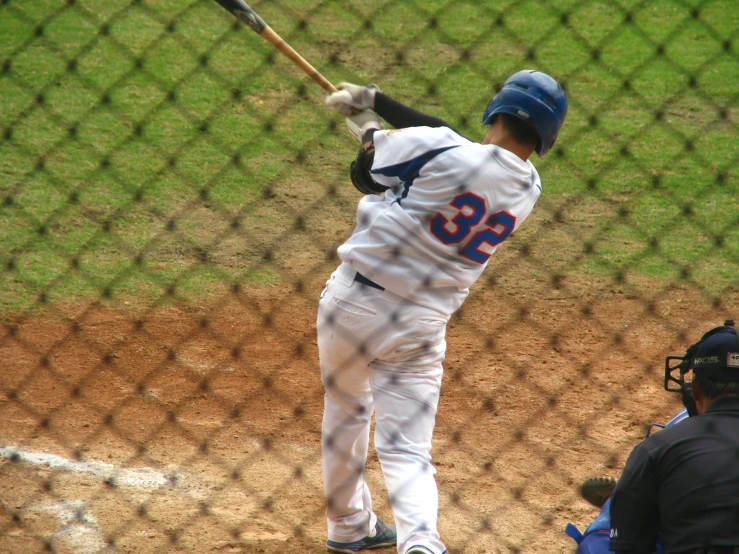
[{"left": 664, "top": 320, "right": 738, "bottom": 417}]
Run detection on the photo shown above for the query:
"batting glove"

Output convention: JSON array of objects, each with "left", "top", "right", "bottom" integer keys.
[
  {"left": 345, "top": 109, "right": 382, "bottom": 142},
  {"left": 326, "top": 82, "right": 379, "bottom": 116}
]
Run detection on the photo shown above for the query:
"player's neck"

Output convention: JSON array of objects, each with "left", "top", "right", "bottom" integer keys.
[{"left": 481, "top": 125, "right": 534, "bottom": 162}]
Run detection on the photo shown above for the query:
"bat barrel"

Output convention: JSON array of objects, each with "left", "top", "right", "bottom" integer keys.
[{"left": 213, "top": 0, "right": 266, "bottom": 33}]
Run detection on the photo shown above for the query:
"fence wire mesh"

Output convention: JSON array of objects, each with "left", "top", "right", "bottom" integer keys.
[{"left": 1, "top": 0, "right": 738, "bottom": 552}]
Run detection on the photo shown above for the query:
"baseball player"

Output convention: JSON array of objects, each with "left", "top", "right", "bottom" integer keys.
[{"left": 318, "top": 71, "right": 568, "bottom": 554}]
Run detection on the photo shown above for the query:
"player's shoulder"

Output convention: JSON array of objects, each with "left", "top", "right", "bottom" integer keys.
[{"left": 379, "top": 125, "right": 471, "bottom": 147}]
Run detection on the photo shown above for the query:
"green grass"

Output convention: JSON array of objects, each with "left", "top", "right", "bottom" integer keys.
[{"left": 1, "top": 0, "right": 738, "bottom": 312}]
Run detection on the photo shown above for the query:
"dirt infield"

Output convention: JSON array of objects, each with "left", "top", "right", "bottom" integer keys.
[{"left": 0, "top": 278, "right": 734, "bottom": 553}]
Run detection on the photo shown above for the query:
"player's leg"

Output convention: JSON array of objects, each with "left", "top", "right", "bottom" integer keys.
[
  {"left": 318, "top": 270, "right": 387, "bottom": 543},
  {"left": 371, "top": 299, "right": 448, "bottom": 554}
]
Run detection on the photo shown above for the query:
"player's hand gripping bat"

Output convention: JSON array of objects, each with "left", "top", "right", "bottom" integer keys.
[{"left": 212, "top": 0, "right": 338, "bottom": 94}]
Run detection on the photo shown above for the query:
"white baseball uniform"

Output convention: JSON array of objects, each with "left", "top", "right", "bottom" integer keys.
[{"left": 318, "top": 125, "right": 541, "bottom": 554}]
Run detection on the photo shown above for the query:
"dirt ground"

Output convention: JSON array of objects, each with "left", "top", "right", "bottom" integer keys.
[{"left": 0, "top": 273, "right": 735, "bottom": 553}]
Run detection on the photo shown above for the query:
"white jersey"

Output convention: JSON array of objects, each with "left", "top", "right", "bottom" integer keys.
[{"left": 337, "top": 126, "right": 541, "bottom": 317}]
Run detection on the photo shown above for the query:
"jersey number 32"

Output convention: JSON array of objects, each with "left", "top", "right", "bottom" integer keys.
[{"left": 430, "top": 192, "right": 516, "bottom": 264}]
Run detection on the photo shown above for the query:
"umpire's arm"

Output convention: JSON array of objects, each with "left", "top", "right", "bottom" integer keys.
[{"left": 609, "top": 442, "right": 661, "bottom": 554}]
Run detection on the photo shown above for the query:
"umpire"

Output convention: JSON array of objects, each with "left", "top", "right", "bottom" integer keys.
[{"left": 610, "top": 321, "right": 739, "bottom": 554}]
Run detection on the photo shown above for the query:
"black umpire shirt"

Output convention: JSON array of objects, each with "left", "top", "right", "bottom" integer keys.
[{"left": 609, "top": 395, "right": 739, "bottom": 554}]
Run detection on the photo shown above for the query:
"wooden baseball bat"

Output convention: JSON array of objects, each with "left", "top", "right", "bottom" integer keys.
[{"left": 212, "top": 0, "right": 338, "bottom": 94}]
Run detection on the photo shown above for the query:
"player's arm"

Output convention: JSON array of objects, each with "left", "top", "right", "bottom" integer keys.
[
  {"left": 374, "top": 92, "right": 457, "bottom": 132},
  {"left": 343, "top": 110, "right": 389, "bottom": 195},
  {"left": 609, "top": 442, "right": 660, "bottom": 554},
  {"left": 326, "top": 82, "right": 461, "bottom": 134}
]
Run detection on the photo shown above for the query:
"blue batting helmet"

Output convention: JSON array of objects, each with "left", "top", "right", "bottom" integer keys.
[{"left": 482, "top": 70, "right": 568, "bottom": 156}]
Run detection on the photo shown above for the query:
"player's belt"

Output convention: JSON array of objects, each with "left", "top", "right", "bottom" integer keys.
[{"left": 354, "top": 272, "right": 384, "bottom": 291}]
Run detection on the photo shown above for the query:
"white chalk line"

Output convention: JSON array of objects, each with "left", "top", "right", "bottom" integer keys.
[
  {"left": 0, "top": 445, "right": 173, "bottom": 488},
  {"left": 1, "top": 445, "right": 180, "bottom": 553},
  {"left": 178, "top": 355, "right": 235, "bottom": 373},
  {"left": 1, "top": 444, "right": 287, "bottom": 549},
  {"left": 43, "top": 500, "right": 107, "bottom": 554}
]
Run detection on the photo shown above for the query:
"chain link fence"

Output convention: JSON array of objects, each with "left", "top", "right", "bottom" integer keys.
[{"left": 1, "top": 0, "right": 737, "bottom": 552}]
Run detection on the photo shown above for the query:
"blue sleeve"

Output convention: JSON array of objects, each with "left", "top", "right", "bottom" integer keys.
[{"left": 577, "top": 531, "right": 613, "bottom": 554}]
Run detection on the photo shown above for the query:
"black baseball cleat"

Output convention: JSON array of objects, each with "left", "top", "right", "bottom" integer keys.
[{"left": 326, "top": 519, "right": 397, "bottom": 553}]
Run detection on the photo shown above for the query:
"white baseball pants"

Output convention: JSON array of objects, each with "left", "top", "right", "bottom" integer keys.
[{"left": 318, "top": 262, "right": 448, "bottom": 554}]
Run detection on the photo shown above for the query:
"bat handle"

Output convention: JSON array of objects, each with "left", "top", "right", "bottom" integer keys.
[{"left": 260, "top": 27, "right": 337, "bottom": 93}]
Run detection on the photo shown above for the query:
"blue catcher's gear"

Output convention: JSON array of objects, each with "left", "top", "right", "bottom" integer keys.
[
  {"left": 482, "top": 70, "right": 568, "bottom": 156},
  {"left": 645, "top": 407, "right": 689, "bottom": 437},
  {"left": 665, "top": 407, "right": 689, "bottom": 427},
  {"left": 566, "top": 499, "right": 666, "bottom": 554}
]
